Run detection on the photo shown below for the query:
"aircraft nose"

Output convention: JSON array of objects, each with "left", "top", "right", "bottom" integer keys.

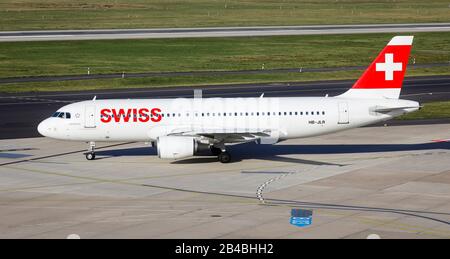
[{"left": 37, "top": 119, "right": 50, "bottom": 137}]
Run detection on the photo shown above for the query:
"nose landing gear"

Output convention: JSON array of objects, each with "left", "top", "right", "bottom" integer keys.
[
  {"left": 85, "top": 141, "right": 96, "bottom": 160},
  {"left": 86, "top": 152, "right": 96, "bottom": 160}
]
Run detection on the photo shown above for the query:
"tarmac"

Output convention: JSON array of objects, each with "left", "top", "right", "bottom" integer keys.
[
  {"left": 1, "top": 23, "right": 450, "bottom": 42},
  {"left": 0, "top": 123, "right": 449, "bottom": 238}
]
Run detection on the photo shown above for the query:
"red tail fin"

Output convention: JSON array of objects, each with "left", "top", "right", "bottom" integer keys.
[{"left": 339, "top": 36, "right": 413, "bottom": 99}]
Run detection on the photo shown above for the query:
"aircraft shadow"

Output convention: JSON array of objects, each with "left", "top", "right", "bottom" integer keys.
[{"left": 95, "top": 141, "right": 449, "bottom": 164}]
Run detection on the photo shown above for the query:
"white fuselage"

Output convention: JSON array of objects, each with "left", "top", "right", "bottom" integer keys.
[{"left": 37, "top": 96, "right": 419, "bottom": 142}]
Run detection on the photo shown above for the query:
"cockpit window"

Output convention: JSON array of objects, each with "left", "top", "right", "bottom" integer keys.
[{"left": 52, "top": 111, "right": 71, "bottom": 119}]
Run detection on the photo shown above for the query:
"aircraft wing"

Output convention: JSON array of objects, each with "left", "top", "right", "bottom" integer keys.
[{"left": 167, "top": 128, "right": 274, "bottom": 144}]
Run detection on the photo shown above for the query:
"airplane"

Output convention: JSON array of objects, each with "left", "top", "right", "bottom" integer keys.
[{"left": 38, "top": 36, "right": 420, "bottom": 163}]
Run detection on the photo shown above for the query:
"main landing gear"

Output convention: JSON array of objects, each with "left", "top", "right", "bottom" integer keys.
[
  {"left": 211, "top": 145, "right": 231, "bottom": 163},
  {"left": 85, "top": 141, "right": 96, "bottom": 160},
  {"left": 218, "top": 151, "right": 231, "bottom": 163}
]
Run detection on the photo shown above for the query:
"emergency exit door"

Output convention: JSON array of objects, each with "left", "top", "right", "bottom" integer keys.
[
  {"left": 338, "top": 102, "right": 349, "bottom": 124},
  {"left": 84, "top": 105, "right": 96, "bottom": 128}
]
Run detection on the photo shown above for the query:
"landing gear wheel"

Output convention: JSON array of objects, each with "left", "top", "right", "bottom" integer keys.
[
  {"left": 218, "top": 152, "right": 231, "bottom": 163},
  {"left": 210, "top": 146, "right": 222, "bottom": 156},
  {"left": 85, "top": 141, "right": 96, "bottom": 160},
  {"left": 86, "top": 152, "right": 96, "bottom": 160}
]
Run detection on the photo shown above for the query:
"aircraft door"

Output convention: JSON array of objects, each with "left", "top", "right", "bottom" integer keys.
[
  {"left": 84, "top": 105, "right": 96, "bottom": 128},
  {"left": 338, "top": 102, "right": 349, "bottom": 124}
]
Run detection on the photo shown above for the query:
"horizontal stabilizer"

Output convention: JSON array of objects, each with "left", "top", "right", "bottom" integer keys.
[{"left": 373, "top": 106, "right": 422, "bottom": 113}]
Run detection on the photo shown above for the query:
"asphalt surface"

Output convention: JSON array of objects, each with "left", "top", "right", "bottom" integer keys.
[
  {"left": 1, "top": 23, "right": 450, "bottom": 41},
  {"left": 0, "top": 75, "right": 449, "bottom": 139},
  {"left": 1, "top": 63, "right": 448, "bottom": 84}
]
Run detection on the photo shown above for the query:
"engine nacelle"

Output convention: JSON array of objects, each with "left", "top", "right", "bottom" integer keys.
[{"left": 157, "top": 136, "right": 198, "bottom": 159}]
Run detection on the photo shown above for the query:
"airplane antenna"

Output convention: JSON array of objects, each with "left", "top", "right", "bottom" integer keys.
[
  {"left": 92, "top": 96, "right": 97, "bottom": 101},
  {"left": 260, "top": 93, "right": 264, "bottom": 98}
]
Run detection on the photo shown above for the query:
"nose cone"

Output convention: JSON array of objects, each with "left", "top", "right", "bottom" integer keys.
[{"left": 37, "top": 119, "right": 49, "bottom": 137}]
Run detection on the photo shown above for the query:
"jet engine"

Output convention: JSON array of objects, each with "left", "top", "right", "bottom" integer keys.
[{"left": 157, "top": 136, "right": 199, "bottom": 159}]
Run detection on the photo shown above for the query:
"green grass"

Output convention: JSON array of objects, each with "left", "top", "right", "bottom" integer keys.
[
  {"left": 0, "top": 66, "right": 448, "bottom": 93},
  {"left": 399, "top": 101, "right": 450, "bottom": 120},
  {"left": 0, "top": 0, "right": 449, "bottom": 30},
  {"left": 0, "top": 32, "right": 449, "bottom": 79},
  {"left": 0, "top": 32, "right": 449, "bottom": 93}
]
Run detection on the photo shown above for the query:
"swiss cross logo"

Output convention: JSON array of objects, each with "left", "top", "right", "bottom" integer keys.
[{"left": 375, "top": 53, "right": 402, "bottom": 81}]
